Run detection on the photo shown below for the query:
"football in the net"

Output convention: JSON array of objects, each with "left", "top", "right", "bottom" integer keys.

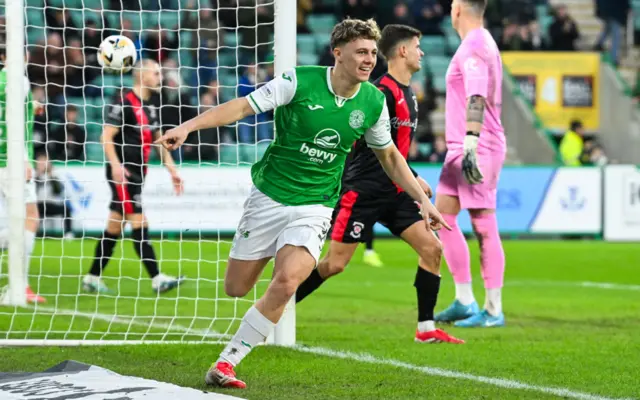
[{"left": 97, "top": 35, "right": 137, "bottom": 73}]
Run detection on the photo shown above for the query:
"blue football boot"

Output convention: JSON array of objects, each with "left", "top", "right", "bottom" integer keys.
[
  {"left": 434, "top": 300, "right": 480, "bottom": 323},
  {"left": 454, "top": 309, "right": 505, "bottom": 328}
]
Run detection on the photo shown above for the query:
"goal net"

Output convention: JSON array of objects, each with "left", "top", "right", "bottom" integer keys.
[{"left": 0, "top": 0, "right": 296, "bottom": 345}]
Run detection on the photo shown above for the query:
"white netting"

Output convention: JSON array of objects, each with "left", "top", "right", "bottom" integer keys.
[{"left": 0, "top": 0, "right": 285, "bottom": 343}]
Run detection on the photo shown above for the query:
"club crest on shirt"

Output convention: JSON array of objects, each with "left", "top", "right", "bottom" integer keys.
[
  {"left": 464, "top": 57, "right": 479, "bottom": 72},
  {"left": 349, "top": 110, "right": 365, "bottom": 129}
]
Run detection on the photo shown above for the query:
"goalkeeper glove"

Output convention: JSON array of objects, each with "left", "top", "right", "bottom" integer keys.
[{"left": 462, "top": 132, "right": 484, "bottom": 185}]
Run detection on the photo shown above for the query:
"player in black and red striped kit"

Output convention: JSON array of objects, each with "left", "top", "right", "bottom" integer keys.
[
  {"left": 296, "top": 25, "right": 464, "bottom": 344},
  {"left": 82, "top": 59, "right": 185, "bottom": 294}
]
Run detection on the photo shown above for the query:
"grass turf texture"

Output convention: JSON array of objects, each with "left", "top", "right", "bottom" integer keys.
[{"left": 1, "top": 239, "right": 639, "bottom": 399}]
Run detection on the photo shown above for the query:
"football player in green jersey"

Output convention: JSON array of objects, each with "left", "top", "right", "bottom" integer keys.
[
  {"left": 156, "top": 18, "right": 450, "bottom": 389},
  {"left": 0, "top": 47, "right": 45, "bottom": 304}
]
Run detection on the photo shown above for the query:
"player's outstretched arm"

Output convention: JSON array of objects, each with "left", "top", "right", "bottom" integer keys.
[
  {"left": 156, "top": 69, "right": 297, "bottom": 151},
  {"left": 156, "top": 98, "right": 256, "bottom": 151},
  {"left": 372, "top": 145, "right": 450, "bottom": 231}
]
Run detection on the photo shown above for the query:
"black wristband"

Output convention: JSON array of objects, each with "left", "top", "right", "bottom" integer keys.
[{"left": 466, "top": 131, "right": 480, "bottom": 137}]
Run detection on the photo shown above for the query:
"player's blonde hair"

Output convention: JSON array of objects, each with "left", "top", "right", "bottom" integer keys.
[{"left": 330, "top": 18, "right": 381, "bottom": 50}]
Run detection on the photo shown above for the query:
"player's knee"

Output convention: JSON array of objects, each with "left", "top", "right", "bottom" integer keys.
[
  {"left": 271, "top": 272, "right": 299, "bottom": 300},
  {"left": 417, "top": 237, "right": 443, "bottom": 272},
  {"left": 324, "top": 259, "right": 348, "bottom": 278},
  {"left": 224, "top": 280, "right": 252, "bottom": 298}
]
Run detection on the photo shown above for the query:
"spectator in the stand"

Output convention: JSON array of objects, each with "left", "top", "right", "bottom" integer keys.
[
  {"left": 548, "top": 4, "right": 580, "bottom": 51},
  {"left": 237, "top": 64, "right": 272, "bottom": 143},
  {"left": 499, "top": 21, "right": 531, "bottom": 50},
  {"left": 559, "top": 120, "right": 584, "bottom": 166},
  {"left": 182, "top": 5, "right": 220, "bottom": 52},
  {"left": 297, "top": 0, "right": 313, "bottom": 34},
  {"left": 143, "top": 27, "right": 179, "bottom": 64},
  {"left": 28, "top": 33, "right": 66, "bottom": 103},
  {"left": 428, "top": 135, "right": 447, "bottom": 163},
  {"left": 120, "top": 19, "right": 143, "bottom": 60},
  {"left": 45, "top": 6, "right": 79, "bottom": 43},
  {"left": 340, "top": 0, "right": 377, "bottom": 21},
  {"left": 64, "top": 38, "right": 98, "bottom": 98},
  {"left": 192, "top": 43, "right": 218, "bottom": 95},
  {"left": 34, "top": 154, "right": 74, "bottom": 238},
  {"left": 390, "top": 2, "right": 414, "bottom": 26},
  {"left": 47, "top": 105, "right": 86, "bottom": 162},
  {"left": 32, "top": 86, "right": 48, "bottom": 158},
  {"left": 528, "top": 21, "right": 547, "bottom": 50},
  {"left": 594, "top": 0, "right": 629, "bottom": 66},
  {"left": 181, "top": 91, "right": 219, "bottom": 161},
  {"left": 412, "top": 0, "right": 445, "bottom": 36},
  {"left": 484, "top": 0, "right": 504, "bottom": 39},
  {"left": 237, "top": 0, "right": 273, "bottom": 63},
  {"left": 417, "top": 67, "right": 437, "bottom": 140},
  {"left": 160, "top": 71, "right": 197, "bottom": 150},
  {"left": 82, "top": 19, "right": 109, "bottom": 65}
]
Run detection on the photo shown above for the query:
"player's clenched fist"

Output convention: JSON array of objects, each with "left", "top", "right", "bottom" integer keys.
[{"left": 155, "top": 127, "right": 190, "bottom": 151}]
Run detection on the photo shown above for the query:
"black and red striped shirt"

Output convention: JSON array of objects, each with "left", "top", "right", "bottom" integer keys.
[
  {"left": 104, "top": 90, "right": 161, "bottom": 182},
  {"left": 341, "top": 73, "right": 419, "bottom": 197}
]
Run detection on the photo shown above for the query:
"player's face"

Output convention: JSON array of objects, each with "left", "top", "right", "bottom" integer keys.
[
  {"left": 404, "top": 37, "right": 423, "bottom": 73},
  {"left": 144, "top": 63, "right": 162, "bottom": 93},
  {"left": 337, "top": 39, "right": 378, "bottom": 83}
]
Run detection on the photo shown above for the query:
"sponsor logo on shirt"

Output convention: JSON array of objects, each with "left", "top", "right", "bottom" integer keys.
[
  {"left": 390, "top": 117, "right": 418, "bottom": 130},
  {"left": 299, "top": 128, "right": 340, "bottom": 164}
]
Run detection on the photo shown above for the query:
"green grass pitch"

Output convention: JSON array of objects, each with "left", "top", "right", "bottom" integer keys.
[{"left": 1, "top": 238, "right": 639, "bottom": 399}]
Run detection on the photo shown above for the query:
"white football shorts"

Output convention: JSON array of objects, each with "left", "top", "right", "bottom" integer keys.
[
  {"left": 230, "top": 185, "right": 332, "bottom": 264},
  {"left": 0, "top": 167, "right": 37, "bottom": 204}
]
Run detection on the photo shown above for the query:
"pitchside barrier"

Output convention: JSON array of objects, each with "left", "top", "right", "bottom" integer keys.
[{"left": 0, "top": 164, "right": 638, "bottom": 241}]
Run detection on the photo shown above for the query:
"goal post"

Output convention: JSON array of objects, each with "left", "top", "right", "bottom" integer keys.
[
  {"left": 2, "top": 0, "right": 27, "bottom": 307},
  {"left": 0, "top": 0, "right": 298, "bottom": 346}
]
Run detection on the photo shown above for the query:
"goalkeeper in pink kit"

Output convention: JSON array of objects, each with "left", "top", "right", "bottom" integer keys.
[{"left": 434, "top": 0, "right": 506, "bottom": 327}]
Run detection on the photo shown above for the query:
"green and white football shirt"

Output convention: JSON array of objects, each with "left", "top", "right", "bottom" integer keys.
[
  {"left": 247, "top": 66, "right": 392, "bottom": 208},
  {"left": 0, "top": 70, "right": 35, "bottom": 168}
]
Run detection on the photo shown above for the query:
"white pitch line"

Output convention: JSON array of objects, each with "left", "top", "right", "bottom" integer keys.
[
  {"left": 507, "top": 281, "right": 640, "bottom": 292},
  {"left": 32, "top": 306, "right": 229, "bottom": 339},
  {"left": 293, "top": 346, "right": 635, "bottom": 400}
]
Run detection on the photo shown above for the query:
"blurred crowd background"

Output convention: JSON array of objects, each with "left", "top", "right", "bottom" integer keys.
[{"left": 0, "top": 0, "right": 634, "bottom": 167}]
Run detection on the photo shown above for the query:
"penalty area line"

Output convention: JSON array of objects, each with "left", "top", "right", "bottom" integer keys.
[{"left": 293, "top": 346, "right": 633, "bottom": 400}]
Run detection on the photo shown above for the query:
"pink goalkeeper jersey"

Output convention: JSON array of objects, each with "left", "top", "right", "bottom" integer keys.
[{"left": 445, "top": 28, "right": 505, "bottom": 154}]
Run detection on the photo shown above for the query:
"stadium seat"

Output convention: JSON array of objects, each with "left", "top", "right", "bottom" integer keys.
[
  {"left": 433, "top": 75, "right": 446, "bottom": 93},
  {"left": 219, "top": 144, "right": 240, "bottom": 164},
  {"left": 223, "top": 32, "right": 239, "bottom": 48},
  {"left": 420, "top": 36, "right": 447, "bottom": 56},
  {"left": 298, "top": 52, "right": 318, "bottom": 66},
  {"left": 26, "top": 26, "right": 46, "bottom": 45},
  {"left": 425, "top": 55, "right": 450, "bottom": 76},
  {"left": 160, "top": 11, "right": 180, "bottom": 29},
  {"left": 535, "top": 4, "right": 549, "bottom": 19},
  {"left": 307, "top": 14, "right": 337, "bottom": 34},
  {"left": 297, "top": 34, "right": 317, "bottom": 55},
  {"left": 25, "top": 9, "right": 44, "bottom": 28},
  {"left": 314, "top": 33, "right": 331, "bottom": 52},
  {"left": 446, "top": 33, "right": 461, "bottom": 51},
  {"left": 25, "top": 0, "right": 45, "bottom": 6}
]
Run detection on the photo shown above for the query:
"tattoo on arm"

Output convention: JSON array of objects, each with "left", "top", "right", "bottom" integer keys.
[{"left": 466, "top": 95, "right": 486, "bottom": 125}]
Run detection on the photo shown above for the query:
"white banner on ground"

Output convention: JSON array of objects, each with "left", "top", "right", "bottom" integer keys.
[
  {"left": 530, "top": 168, "right": 602, "bottom": 234},
  {"left": 0, "top": 362, "right": 241, "bottom": 400},
  {"left": 604, "top": 165, "right": 640, "bottom": 241}
]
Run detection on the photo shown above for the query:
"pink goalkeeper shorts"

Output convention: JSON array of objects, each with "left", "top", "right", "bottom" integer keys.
[{"left": 436, "top": 150, "right": 506, "bottom": 210}]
